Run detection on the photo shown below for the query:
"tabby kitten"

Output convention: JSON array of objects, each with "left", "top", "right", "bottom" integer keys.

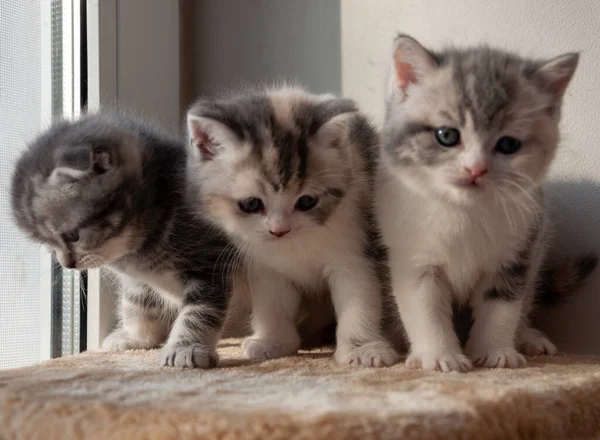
[
  {"left": 11, "top": 114, "right": 241, "bottom": 368},
  {"left": 185, "top": 86, "right": 399, "bottom": 367},
  {"left": 378, "top": 34, "right": 592, "bottom": 371}
]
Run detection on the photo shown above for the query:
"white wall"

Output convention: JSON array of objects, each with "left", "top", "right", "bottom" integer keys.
[{"left": 342, "top": 0, "right": 600, "bottom": 354}]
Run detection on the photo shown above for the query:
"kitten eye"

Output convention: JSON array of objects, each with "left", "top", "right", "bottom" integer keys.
[
  {"left": 295, "top": 195, "right": 319, "bottom": 212},
  {"left": 237, "top": 197, "right": 264, "bottom": 214},
  {"left": 435, "top": 127, "right": 461, "bottom": 147},
  {"left": 495, "top": 136, "right": 522, "bottom": 155},
  {"left": 61, "top": 230, "right": 79, "bottom": 243}
]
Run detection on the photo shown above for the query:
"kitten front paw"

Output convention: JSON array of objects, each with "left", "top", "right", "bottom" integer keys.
[
  {"left": 517, "top": 327, "right": 558, "bottom": 356},
  {"left": 242, "top": 337, "right": 299, "bottom": 361},
  {"left": 102, "top": 330, "right": 157, "bottom": 351},
  {"left": 335, "top": 340, "right": 400, "bottom": 367},
  {"left": 160, "top": 343, "right": 218, "bottom": 368},
  {"left": 468, "top": 347, "right": 526, "bottom": 368},
  {"left": 406, "top": 351, "right": 473, "bottom": 373}
]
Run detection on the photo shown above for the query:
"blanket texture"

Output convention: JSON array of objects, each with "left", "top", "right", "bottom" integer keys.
[{"left": 1, "top": 339, "right": 600, "bottom": 439}]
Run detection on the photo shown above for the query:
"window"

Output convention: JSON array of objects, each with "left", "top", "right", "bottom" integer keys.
[{"left": 0, "top": 0, "right": 87, "bottom": 369}]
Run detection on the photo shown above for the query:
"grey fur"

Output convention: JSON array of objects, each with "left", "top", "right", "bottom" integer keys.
[
  {"left": 11, "top": 113, "right": 243, "bottom": 368},
  {"left": 381, "top": 34, "right": 593, "bottom": 366},
  {"left": 383, "top": 40, "right": 578, "bottom": 173}
]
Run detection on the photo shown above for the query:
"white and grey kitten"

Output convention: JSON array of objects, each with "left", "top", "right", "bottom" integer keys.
[
  {"left": 185, "top": 86, "right": 399, "bottom": 367},
  {"left": 378, "top": 35, "right": 595, "bottom": 372},
  {"left": 11, "top": 114, "right": 243, "bottom": 368}
]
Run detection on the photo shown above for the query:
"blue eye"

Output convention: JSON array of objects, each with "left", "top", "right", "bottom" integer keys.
[
  {"left": 435, "top": 127, "right": 461, "bottom": 147},
  {"left": 237, "top": 197, "right": 263, "bottom": 214},
  {"left": 295, "top": 195, "right": 319, "bottom": 212},
  {"left": 495, "top": 136, "right": 522, "bottom": 155}
]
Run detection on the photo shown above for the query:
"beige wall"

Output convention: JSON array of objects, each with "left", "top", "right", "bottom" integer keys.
[
  {"left": 189, "top": 0, "right": 341, "bottom": 98},
  {"left": 342, "top": 0, "right": 600, "bottom": 354}
]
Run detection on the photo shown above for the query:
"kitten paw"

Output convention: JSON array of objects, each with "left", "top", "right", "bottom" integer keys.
[
  {"left": 242, "top": 337, "right": 299, "bottom": 361},
  {"left": 160, "top": 343, "right": 218, "bottom": 368},
  {"left": 335, "top": 340, "right": 400, "bottom": 367},
  {"left": 102, "top": 330, "right": 157, "bottom": 351},
  {"left": 406, "top": 351, "right": 473, "bottom": 373},
  {"left": 469, "top": 347, "right": 526, "bottom": 368},
  {"left": 517, "top": 328, "right": 557, "bottom": 356}
]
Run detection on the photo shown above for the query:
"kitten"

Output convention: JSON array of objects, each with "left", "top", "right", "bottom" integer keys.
[
  {"left": 185, "top": 86, "right": 399, "bottom": 367},
  {"left": 378, "top": 34, "right": 593, "bottom": 372},
  {"left": 11, "top": 114, "right": 242, "bottom": 368}
]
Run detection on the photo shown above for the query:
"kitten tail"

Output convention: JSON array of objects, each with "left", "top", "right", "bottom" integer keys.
[{"left": 536, "top": 253, "right": 598, "bottom": 306}]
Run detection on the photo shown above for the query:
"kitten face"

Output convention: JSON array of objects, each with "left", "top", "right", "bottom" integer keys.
[
  {"left": 11, "top": 116, "right": 143, "bottom": 269},
  {"left": 382, "top": 35, "right": 578, "bottom": 206},
  {"left": 186, "top": 87, "right": 356, "bottom": 244}
]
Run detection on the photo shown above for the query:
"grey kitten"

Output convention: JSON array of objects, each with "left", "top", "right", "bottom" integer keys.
[
  {"left": 185, "top": 86, "right": 399, "bottom": 367},
  {"left": 11, "top": 113, "right": 242, "bottom": 368},
  {"left": 377, "top": 34, "right": 596, "bottom": 372}
]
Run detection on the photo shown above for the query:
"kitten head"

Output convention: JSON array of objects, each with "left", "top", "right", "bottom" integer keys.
[
  {"left": 186, "top": 86, "right": 358, "bottom": 245},
  {"left": 11, "top": 114, "right": 144, "bottom": 269},
  {"left": 382, "top": 34, "right": 578, "bottom": 206}
]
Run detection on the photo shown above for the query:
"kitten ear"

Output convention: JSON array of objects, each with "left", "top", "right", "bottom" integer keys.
[
  {"left": 389, "top": 34, "right": 438, "bottom": 101},
  {"left": 314, "top": 111, "right": 357, "bottom": 149},
  {"left": 49, "top": 145, "right": 112, "bottom": 184},
  {"left": 187, "top": 114, "right": 237, "bottom": 161},
  {"left": 533, "top": 53, "right": 579, "bottom": 99}
]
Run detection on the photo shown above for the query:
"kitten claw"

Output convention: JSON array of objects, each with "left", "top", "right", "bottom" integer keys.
[
  {"left": 242, "top": 337, "right": 299, "bottom": 361},
  {"left": 406, "top": 351, "right": 473, "bottom": 373},
  {"left": 469, "top": 347, "right": 526, "bottom": 368},
  {"left": 335, "top": 340, "right": 399, "bottom": 368},
  {"left": 160, "top": 343, "right": 218, "bottom": 368}
]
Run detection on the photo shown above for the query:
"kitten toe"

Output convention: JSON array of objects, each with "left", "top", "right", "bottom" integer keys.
[
  {"left": 406, "top": 352, "right": 473, "bottom": 373},
  {"left": 335, "top": 340, "right": 400, "bottom": 368},
  {"left": 470, "top": 347, "right": 526, "bottom": 368},
  {"left": 242, "top": 337, "right": 299, "bottom": 361},
  {"left": 520, "top": 338, "right": 558, "bottom": 357},
  {"left": 517, "top": 327, "right": 557, "bottom": 356},
  {"left": 102, "top": 330, "right": 157, "bottom": 351},
  {"left": 160, "top": 344, "right": 218, "bottom": 368}
]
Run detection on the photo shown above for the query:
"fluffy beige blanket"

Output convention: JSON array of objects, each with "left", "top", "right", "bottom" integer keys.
[{"left": 1, "top": 340, "right": 600, "bottom": 439}]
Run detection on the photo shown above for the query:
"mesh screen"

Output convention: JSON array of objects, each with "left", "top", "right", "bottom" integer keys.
[{"left": 0, "top": 1, "right": 44, "bottom": 368}]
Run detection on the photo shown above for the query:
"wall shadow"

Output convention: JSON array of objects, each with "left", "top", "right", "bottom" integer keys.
[{"left": 189, "top": 0, "right": 342, "bottom": 98}]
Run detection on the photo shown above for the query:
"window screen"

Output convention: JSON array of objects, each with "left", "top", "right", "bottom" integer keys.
[{"left": 0, "top": 0, "right": 45, "bottom": 369}]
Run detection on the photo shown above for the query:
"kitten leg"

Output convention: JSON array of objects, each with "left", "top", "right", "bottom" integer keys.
[
  {"left": 395, "top": 268, "right": 472, "bottom": 372},
  {"left": 160, "top": 285, "right": 229, "bottom": 368},
  {"left": 465, "top": 298, "right": 526, "bottom": 368},
  {"left": 467, "top": 235, "right": 545, "bottom": 367},
  {"left": 103, "top": 283, "right": 170, "bottom": 351},
  {"left": 242, "top": 266, "right": 301, "bottom": 360},
  {"left": 329, "top": 265, "right": 399, "bottom": 368}
]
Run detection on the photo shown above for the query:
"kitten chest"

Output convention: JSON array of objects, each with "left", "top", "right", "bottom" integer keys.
[{"left": 114, "top": 268, "right": 185, "bottom": 307}]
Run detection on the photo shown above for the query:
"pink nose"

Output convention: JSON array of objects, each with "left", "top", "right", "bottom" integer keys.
[
  {"left": 269, "top": 229, "right": 290, "bottom": 237},
  {"left": 465, "top": 165, "right": 488, "bottom": 180}
]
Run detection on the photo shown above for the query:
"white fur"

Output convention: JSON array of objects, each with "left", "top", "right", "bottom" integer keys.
[
  {"left": 242, "top": 190, "right": 398, "bottom": 367},
  {"left": 377, "top": 166, "right": 547, "bottom": 372}
]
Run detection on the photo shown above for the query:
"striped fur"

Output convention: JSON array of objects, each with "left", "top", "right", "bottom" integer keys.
[
  {"left": 186, "top": 86, "right": 399, "bottom": 367},
  {"left": 11, "top": 114, "right": 243, "bottom": 368}
]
